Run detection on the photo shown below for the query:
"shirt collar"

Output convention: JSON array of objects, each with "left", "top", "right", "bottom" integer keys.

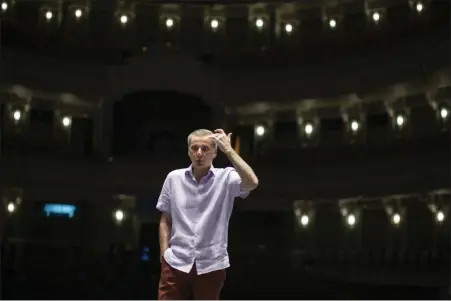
[{"left": 185, "top": 164, "right": 216, "bottom": 178}]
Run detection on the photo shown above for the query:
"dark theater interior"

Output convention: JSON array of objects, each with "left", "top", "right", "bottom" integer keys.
[{"left": 0, "top": 0, "right": 449, "bottom": 299}]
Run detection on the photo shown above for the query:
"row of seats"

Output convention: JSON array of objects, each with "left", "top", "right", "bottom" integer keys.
[{"left": 2, "top": 242, "right": 449, "bottom": 299}]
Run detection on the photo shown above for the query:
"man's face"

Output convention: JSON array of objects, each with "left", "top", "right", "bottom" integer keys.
[{"left": 188, "top": 135, "right": 216, "bottom": 169}]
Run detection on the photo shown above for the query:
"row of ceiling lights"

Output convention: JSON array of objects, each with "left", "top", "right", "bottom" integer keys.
[
  {"left": 254, "top": 105, "right": 449, "bottom": 138},
  {"left": 5, "top": 197, "right": 444, "bottom": 230},
  {"left": 8, "top": 102, "right": 450, "bottom": 137},
  {"left": 0, "top": 1, "right": 426, "bottom": 33},
  {"left": 294, "top": 191, "right": 448, "bottom": 229},
  {"left": 10, "top": 108, "right": 72, "bottom": 128},
  {"left": 295, "top": 206, "right": 445, "bottom": 228}
]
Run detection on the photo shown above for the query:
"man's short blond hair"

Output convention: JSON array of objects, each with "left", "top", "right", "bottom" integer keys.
[{"left": 187, "top": 129, "right": 217, "bottom": 150}]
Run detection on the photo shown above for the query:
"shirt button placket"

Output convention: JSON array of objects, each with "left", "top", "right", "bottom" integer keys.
[
  {"left": 193, "top": 186, "right": 200, "bottom": 255},
  {"left": 195, "top": 187, "right": 200, "bottom": 236}
]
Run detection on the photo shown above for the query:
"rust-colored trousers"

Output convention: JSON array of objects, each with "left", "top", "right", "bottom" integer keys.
[{"left": 158, "top": 258, "right": 226, "bottom": 300}]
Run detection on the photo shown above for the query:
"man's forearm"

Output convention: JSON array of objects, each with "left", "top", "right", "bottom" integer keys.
[
  {"left": 224, "top": 149, "right": 259, "bottom": 190},
  {"left": 159, "top": 221, "right": 171, "bottom": 258}
]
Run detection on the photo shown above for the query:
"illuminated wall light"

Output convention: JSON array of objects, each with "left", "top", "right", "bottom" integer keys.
[
  {"left": 210, "top": 18, "right": 219, "bottom": 30},
  {"left": 255, "top": 125, "right": 265, "bottom": 137},
  {"left": 119, "top": 14, "right": 128, "bottom": 24},
  {"left": 284, "top": 23, "right": 293, "bottom": 34},
  {"left": 294, "top": 203, "right": 312, "bottom": 228},
  {"left": 340, "top": 204, "right": 359, "bottom": 229},
  {"left": 347, "top": 214, "right": 356, "bottom": 227},
  {"left": 300, "top": 214, "right": 309, "bottom": 226},
  {"left": 74, "top": 8, "right": 83, "bottom": 19},
  {"left": 255, "top": 18, "right": 264, "bottom": 29},
  {"left": 395, "top": 114, "right": 405, "bottom": 127},
  {"left": 62, "top": 116, "right": 71, "bottom": 127},
  {"left": 165, "top": 18, "right": 174, "bottom": 29},
  {"left": 114, "top": 209, "right": 124, "bottom": 222},
  {"left": 372, "top": 12, "right": 381, "bottom": 23},
  {"left": 304, "top": 123, "right": 314, "bottom": 136},
  {"left": 350, "top": 120, "right": 360, "bottom": 132},
  {"left": 415, "top": 2, "right": 424, "bottom": 12},
  {"left": 45, "top": 10, "right": 53, "bottom": 20},
  {"left": 391, "top": 213, "right": 401, "bottom": 225},
  {"left": 13, "top": 110, "right": 21, "bottom": 121},
  {"left": 7, "top": 202, "right": 15, "bottom": 213},
  {"left": 436, "top": 210, "right": 445, "bottom": 223},
  {"left": 440, "top": 107, "right": 448, "bottom": 120},
  {"left": 428, "top": 202, "right": 447, "bottom": 224},
  {"left": 328, "top": 18, "right": 337, "bottom": 28},
  {"left": 1, "top": 1, "right": 8, "bottom": 11}
]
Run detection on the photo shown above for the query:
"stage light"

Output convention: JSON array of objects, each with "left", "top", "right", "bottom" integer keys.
[
  {"left": 165, "top": 18, "right": 174, "bottom": 28},
  {"left": 210, "top": 19, "right": 219, "bottom": 29},
  {"left": 114, "top": 210, "right": 124, "bottom": 222},
  {"left": 62, "top": 116, "right": 71, "bottom": 127},
  {"left": 74, "top": 9, "right": 82, "bottom": 19},
  {"left": 120, "top": 14, "right": 128, "bottom": 24},
  {"left": 255, "top": 125, "right": 265, "bottom": 137},
  {"left": 1, "top": 2, "right": 7, "bottom": 11},
  {"left": 255, "top": 18, "right": 264, "bottom": 29},
  {"left": 13, "top": 110, "right": 21, "bottom": 121},
  {"left": 284, "top": 23, "right": 293, "bottom": 33}
]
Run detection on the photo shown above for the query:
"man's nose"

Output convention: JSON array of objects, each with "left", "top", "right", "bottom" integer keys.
[{"left": 196, "top": 149, "right": 203, "bottom": 157}]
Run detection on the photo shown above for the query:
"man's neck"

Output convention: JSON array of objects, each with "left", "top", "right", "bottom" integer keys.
[{"left": 193, "top": 166, "right": 210, "bottom": 182}]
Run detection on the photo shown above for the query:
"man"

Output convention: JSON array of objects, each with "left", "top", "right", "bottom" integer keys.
[{"left": 156, "top": 128, "right": 259, "bottom": 300}]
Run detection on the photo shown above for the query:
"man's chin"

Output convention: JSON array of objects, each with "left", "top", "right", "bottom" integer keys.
[{"left": 194, "top": 161, "right": 209, "bottom": 168}]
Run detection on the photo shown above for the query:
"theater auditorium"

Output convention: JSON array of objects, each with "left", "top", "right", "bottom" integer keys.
[{"left": 0, "top": 0, "right": 449, "bottom": 299}]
